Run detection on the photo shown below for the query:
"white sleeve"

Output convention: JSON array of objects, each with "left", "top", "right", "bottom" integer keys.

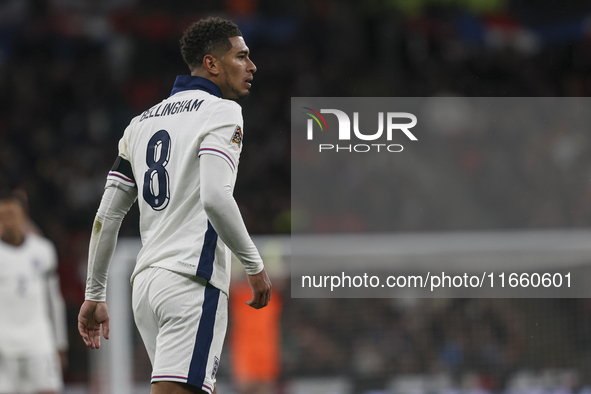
[
  {"left": 200, "top": 153, "right": 264, "bottom": 275},
  {"left": 45, "top": 244, "right": 68, "bottom": 351},
  {"left": 85, "top": 179, "right": 137, "bottom": 302}
]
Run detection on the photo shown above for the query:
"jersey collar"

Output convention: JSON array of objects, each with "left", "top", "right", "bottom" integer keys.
[{"left": 170, "top": 75, "right": 223, "bottom": 98}]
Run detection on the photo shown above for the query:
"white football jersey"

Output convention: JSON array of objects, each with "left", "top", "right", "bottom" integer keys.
[
  {"left": 111, "top": 76, "right": 245, "bottom": 294},
  {"left": 0, "top": 234, "right": 60, "bottom": 356}
]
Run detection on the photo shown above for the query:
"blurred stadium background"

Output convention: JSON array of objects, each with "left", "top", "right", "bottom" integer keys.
[{"left": 3, "top": 0, "right": 591, "bottom": 393}]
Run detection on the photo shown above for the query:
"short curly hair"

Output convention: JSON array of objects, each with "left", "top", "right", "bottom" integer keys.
[{"left": 180, "top": 17, "right": 242, "bottom": 70}]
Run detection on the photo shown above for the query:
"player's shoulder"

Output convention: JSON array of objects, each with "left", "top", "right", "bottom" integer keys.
[
  {"left": 27, "top": 233, "right": 58, "bottom": 269},
  {"left": 127, "top": 113, "right": 143, "bottom": 128},
  {"left": 208, "top": 98, "right": 243, "bottom": 120},
  {"left": 26, "top": 233, "right": 55, "bottom": 252},
  {"left": 216, "top": 98, "right": 242, "bottom": 112}
]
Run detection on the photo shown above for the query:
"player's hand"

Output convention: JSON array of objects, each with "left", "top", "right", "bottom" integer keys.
[
  {"left": 246, "top": 268, "right": 272, "bottom": 309},
  {"left": 78, "top": 300, "right": 110, "bottom": 349}
]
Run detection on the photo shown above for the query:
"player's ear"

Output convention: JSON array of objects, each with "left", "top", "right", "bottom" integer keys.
[{"left": 202, "top": 54, "right": 219, "bottom": 76}]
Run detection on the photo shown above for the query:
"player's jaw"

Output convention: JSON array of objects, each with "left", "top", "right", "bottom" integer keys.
[
  {"left": 238, "top": 76, "right": 254, "bottom": 98},
  {"left": 223, "top": 73, "right": 253, "bottom": 100}
]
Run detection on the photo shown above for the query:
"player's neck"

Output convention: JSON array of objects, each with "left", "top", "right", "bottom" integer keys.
[
  {"left": 191, "top": 70, "right": 219, "bottom": 87},
  {"left": 2, "top": 231, "right": 25, "bottom": 246},
  {"left": 189, "top": 70, "right": 227, "bottom": 99}
]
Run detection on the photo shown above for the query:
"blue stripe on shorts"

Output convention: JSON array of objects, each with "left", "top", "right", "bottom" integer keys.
[{"left": 187, "top": 283, "right": 220, "bottom": 387}]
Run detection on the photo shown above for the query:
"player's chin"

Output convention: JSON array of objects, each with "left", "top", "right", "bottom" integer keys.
[{"left": 236, "top": 89, "right": 251, "bottom": 100}]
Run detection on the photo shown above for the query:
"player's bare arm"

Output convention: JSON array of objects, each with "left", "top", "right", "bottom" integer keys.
[
  {"left": 246, "top": 268, "right": 272, "bottom": 309},
  {"left": 78, "top": 300, "right": 110, "bottom": 349}
]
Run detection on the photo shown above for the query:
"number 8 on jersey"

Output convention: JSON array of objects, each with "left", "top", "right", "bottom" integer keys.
[{"left": 143, "top": 129, "right": 171, "bottom": 211}]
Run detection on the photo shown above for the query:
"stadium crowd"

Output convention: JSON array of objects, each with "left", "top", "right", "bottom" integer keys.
[
  {"left": 1, "top": 0, "right": 591, "bottom": 390},
  {"left": 282, "top": 298, "right": 590, "bottom": 392}
]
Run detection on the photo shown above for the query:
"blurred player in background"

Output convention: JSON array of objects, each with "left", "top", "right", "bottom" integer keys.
[
  {"left": 78, "top": 16, "right": 271, "bottom": 394},
  {"left": 0, "top": 193, "right": 68, "bottom": 394}
]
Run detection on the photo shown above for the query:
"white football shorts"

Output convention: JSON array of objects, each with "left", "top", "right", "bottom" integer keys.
[
  {"left": 0, "top": 351, "right": 62, "bottom": 393},
  {"left": 132, "top": 267, "right": 228, "bottom": 393}
]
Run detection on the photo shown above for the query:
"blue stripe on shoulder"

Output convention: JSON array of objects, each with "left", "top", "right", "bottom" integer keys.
[
  {"left": 187, "top": 283, "right": 220, "bottom": 387},
  {"left": 196, "top": 221, "right": 218, "bottom": 281}
]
